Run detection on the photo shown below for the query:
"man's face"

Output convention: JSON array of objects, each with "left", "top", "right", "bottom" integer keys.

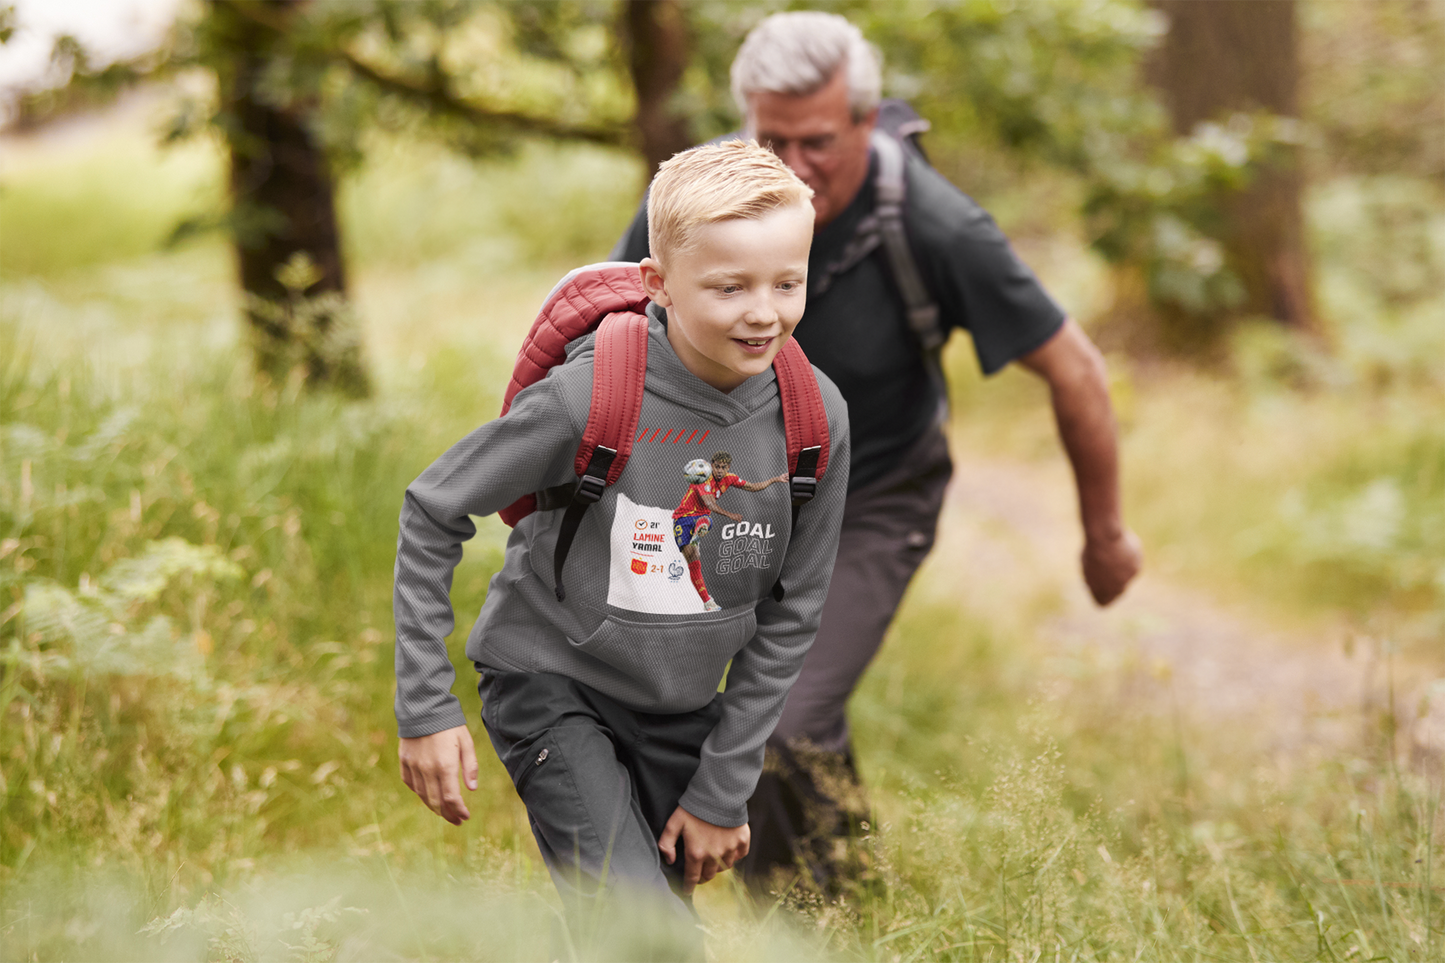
[
  {"left": 747, "top": 69, "right": 877, "bottom": 227},
  {"left": 711, "top": 460, "right": 730, "bottom": 480},
  {"left": 640, "top": 200, "right": 813, "bottom": 393}
]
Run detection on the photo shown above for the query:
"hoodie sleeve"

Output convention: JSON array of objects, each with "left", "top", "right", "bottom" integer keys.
[
  {"left": 677, "top": 374, "right": 851, "bottom": 827},
  {"left": 393, "top": 377, "right": 581, "bottom": 738}
]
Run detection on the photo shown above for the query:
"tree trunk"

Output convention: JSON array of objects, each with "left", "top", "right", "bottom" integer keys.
[
  {"left": 1150, "top": 0, "right": 1317, "bottom": 332},
  {"left": 621, "top": 0, "right": 692, "bottom": 175},
  {"left": 213, "top": 0, "right": 369, "bottom": 395}
]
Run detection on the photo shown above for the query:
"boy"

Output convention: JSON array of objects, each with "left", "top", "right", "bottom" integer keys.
[
  {"left": 393, "top": 140, "right": 850, "bottom": 956},
  {"left": 673, "top": 452, "right": 788, "bottom": 610}
]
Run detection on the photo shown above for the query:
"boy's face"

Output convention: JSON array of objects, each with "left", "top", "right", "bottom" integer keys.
[
  {"left": 711, "top": 460, "right": 729, "bottom": 479},
  {"left": 640, "top": 201, "right": 812, "bottom": 393}
]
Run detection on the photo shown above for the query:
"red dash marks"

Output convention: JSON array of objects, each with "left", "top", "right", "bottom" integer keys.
[{"left": 635, "top": 427, "right": 711, "bottom": 443}]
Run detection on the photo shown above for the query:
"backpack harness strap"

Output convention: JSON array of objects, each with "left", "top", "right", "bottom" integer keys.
[
  {"left": 552, "top": 310, "right": 649, "bottom": 601},
  {"left": 810, "top": 131, "right": 946, "bottom": 356},
  {"left": 769, "top": 337, "right": 831, "bottom": 603},
  {"left": 871, "top": 131, "right": 946, "bottom": 353}
]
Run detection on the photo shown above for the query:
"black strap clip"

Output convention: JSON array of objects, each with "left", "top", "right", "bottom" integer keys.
[
  {"left": 772, "top": 445, "right": 823, "bottom": 603},
  {"left": 553, "top": 445, "right": 617, "bottom": 602},
  {"left": 789, "top": 446, "right": 821, "bottom": 506},
  {"left": 573, "top": 472, "right": 607, "bottom": 505}
]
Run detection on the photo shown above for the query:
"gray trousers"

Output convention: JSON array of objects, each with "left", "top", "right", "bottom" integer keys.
[
  {"left": 772, "top": 426, "right": 953, "bottom": 752},
  {"left": 740, "top": 428, "right": 951, "bottom": 892},
  {"left": 478, "top": 668, "right": 712, "bottom": 962}
]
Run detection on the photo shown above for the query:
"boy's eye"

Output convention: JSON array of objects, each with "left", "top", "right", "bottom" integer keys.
[{"left": 778, "top": 280, "right": 801, "bottom": 292}]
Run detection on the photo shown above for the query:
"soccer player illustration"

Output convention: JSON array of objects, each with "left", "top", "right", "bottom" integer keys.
[{"left": 673, "top": 451, "right": 788, "bottom": 610}]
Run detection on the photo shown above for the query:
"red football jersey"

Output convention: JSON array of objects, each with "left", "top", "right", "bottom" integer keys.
[{"left": 672, "top": 473, "right": 746, "bottom": 519}]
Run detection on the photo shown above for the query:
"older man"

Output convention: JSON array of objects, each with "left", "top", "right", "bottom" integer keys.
[{"left": 611, "top": 11, "right": 1142, "bottom": 892}]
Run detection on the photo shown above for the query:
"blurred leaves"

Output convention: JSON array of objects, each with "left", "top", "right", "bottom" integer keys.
[
  {"left": 1302, "top": 0, "right": 1445, "bottom": 182},
  {"left": 184, "top": 0, "right": 632, "bottom": 166}
]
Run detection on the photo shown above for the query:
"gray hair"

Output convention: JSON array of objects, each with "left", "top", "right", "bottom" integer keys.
[{"left": 730, "top": 12, "right": 883, "bottom": 123}]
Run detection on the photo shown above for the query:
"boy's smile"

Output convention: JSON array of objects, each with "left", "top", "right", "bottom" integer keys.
[{"left": 639, "top": 202, "right": 814, "bottom": 393}]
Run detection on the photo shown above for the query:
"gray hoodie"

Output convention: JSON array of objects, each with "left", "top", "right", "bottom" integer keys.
[{"left": 393, "top": 305, "right": 850, "bottom": 826}]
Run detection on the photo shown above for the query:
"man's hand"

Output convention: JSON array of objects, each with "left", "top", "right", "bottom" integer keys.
[
  {"left": 657, "top": 806, "right": 750, "bottom": 894},
  {"left": 398, "top": 725, "right": 478, "bottom": 826},
  {"left": 1083, "top": 528, "right": 1143, "bottom": 606},
  {"left": 1019, "top": 319, "right": 1141, "bottom": 607}
]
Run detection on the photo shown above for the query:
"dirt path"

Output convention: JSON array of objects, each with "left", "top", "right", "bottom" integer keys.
[{"left": 919, "top": 451, "right": 1443, "bottom": 765}]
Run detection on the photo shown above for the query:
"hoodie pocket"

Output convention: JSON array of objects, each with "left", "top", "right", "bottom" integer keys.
[{"left": 573, "top": 608, "right": 757, "bottom": 708}]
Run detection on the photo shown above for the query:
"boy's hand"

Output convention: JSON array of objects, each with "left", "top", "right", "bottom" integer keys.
[
  {"left": 657, "top": 806, "right": 750, "bottom": 894},
  {"left": 720, "top": 509, "right": 743, "bottom": 522},
  {"left": 399, "top": 725, "right": 478, "bottom": 826}
]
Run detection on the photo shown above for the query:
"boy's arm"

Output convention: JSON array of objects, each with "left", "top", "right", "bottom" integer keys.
[
  {"left": 394, "top": 377, "right": 580, "bottom": 739},
  {"left": 677, "top": 399, "right": 852, "bottom": 827}
]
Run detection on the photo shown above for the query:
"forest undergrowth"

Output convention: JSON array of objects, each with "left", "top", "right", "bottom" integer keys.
[{"left": 1, "top": 120, "right": 1442, "bottom": 961}]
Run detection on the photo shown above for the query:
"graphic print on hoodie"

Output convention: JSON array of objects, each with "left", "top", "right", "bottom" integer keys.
[{"left": 609, "top": 451, "right": 781, "bottom": 614}]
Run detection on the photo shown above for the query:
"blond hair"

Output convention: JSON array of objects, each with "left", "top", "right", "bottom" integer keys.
[{"left": 647, "top": 139, "right": 813, "bottom": 266}]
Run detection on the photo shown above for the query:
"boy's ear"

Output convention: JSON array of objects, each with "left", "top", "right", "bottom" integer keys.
[{"left": 639, "top": 257, "right": 672, "bottom": 307}]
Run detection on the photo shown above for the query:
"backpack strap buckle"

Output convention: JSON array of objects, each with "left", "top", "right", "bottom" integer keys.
[
  {"left": 789, "top": 446, "right": 821, "bottom": 506},
  {"left": 573, "top": 471, "right": 608, "bottom": 505},
  {"left": 553, "top": 445, "right": 617, "bottom": 600}
]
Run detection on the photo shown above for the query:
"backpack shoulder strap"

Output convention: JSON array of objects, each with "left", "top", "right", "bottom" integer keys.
[
  {"left": 870, "top": 130, "right": 946, "bottom": 353},
  {"left": 497, "top": 263, "right": 649, "bottom": 528},
  {"left": 768, "top": 338, "right": 831, "bottom": 602},
  {"left": 806, "top": 131, "right": 946, "bottom": 356},
  {"left": 772, "top": 337, "right": 831, "bottom": 486},
  {"left": 550, "top": 309, "right": 648, "bottom": 600}
]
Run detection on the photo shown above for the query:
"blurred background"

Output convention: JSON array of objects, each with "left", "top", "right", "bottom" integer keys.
[{"left": 1, "top": 1, "right": 1442, "bottom": 959}]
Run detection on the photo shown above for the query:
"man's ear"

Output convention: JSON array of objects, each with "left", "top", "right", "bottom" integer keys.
[
  {"left": 857, "top": 105, "right": 879, "bottom": 135},
  {"left": 639, "top": 257, "right": 672, "bottom": 307}
]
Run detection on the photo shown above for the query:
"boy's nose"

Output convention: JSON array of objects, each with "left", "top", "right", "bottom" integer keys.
[{"left": 743, "top": 298, "right": 780, "bottom": 328}]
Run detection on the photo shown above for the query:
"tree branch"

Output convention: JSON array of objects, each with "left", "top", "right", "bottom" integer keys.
[
  {"left": 212, "top": 0, "right": 630, "bottom": 150},
  {"left": 337, "top": 50, "right": 629, "bottom": 149}
]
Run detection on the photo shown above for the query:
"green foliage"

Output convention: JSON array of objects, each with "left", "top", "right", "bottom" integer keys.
[
  {"left": 171, "top": 0, "right": 632, "bottom": 167},
  {"left": 1302, "top": 0, "right": 1445, "bottom": 181},
  {"left": 0, "top": 135, "right": 221, "bottom": 280},
  {"left": 1096, "top": 177, "right": 1445, "bottom": 646}
]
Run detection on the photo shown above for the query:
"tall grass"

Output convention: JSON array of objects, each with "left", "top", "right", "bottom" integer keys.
[{"left": 2, "top": 117, "right": 1442, "bottom": 959}]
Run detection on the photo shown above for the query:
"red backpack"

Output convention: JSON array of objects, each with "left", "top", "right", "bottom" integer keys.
[{"left": 497, "top": 262, "right": 831, "bottom": 603}]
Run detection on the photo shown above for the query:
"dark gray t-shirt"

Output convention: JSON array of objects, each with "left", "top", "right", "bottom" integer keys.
[{"left": 612, "top": 148, "right": 1066, "bottom": 491}]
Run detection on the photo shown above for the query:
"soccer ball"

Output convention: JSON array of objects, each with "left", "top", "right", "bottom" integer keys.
[{"left": 684, "top": 458, "right": 711, "bottom": 484}]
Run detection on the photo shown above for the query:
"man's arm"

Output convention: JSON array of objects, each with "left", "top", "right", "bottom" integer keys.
[{"left": 1016, "top": 319, "right": 1142, "bottom": 605}]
